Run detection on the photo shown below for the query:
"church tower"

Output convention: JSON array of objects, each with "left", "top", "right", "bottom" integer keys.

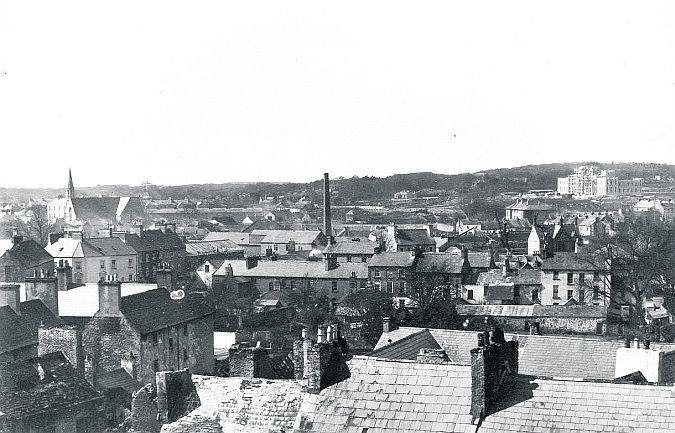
[{"left": 67, "top": 168, "right": 75, "bottom": 199}]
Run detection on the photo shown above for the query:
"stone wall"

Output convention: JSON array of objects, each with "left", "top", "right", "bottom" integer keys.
[
  {"left": 459, "top": 314, "right": 604, "bottom": 335},
  {"left": 660, "top": 350, "right": 675, "bottom": 384},
  {"left": 83, "top": 314, "right": 142, "bottom": 383},
  {"left": 131, "top": 383, "right": 161, "bottom": 433},
  {"left": 38, "top": 325, "right": 84, "bottom": 374}
]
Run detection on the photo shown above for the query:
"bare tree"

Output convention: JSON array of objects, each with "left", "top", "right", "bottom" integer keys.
[
  {"left": 578, "top": 212, "right": 675, "bottom": 336},
  {"left": 28, "top": 204, "right": 53, "bottom": 246}
]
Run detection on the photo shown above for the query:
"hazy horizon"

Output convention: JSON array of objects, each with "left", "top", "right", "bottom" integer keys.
[{"left": 2, "top": 1, "right": 674, "bottom": 189}]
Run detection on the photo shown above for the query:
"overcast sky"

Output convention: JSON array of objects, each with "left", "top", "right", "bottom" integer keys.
[{"left": 1, "top": 1, "right": 674, "bottom": 188}]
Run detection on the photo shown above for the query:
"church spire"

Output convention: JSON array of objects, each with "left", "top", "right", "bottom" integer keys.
[{"left": 67, "top": 168, "right": 75, "bottom": 198}]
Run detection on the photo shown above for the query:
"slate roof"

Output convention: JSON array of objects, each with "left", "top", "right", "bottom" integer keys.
[
  {"left": 369, "top": 329, "right": 442, "bottom": 360},
  {"left": 163, "top": 375, "right": 305, "bottom": 433},
  {"left": 120, "top": 289, "right": 215, "bottom": 334},
  {"left": 202, "top": 231, "right": 259, "bottom": 245},
  {"left": 467, "top": 251, "right": 492, "bottom": 269},
  {"left": 71, "top": 196, "right": 120, "bottom": 224},
  {"left": 185, "top": 240, "right": 244, "bottom": 256},
  {"left": 323, "top": 239, "right": 379, "bottom": 255},
  {"left": 415, "top": 252, "right": 465, "bottom": 274},
  {"left": 0, "top": 352, "right": 102, "bottom": 421},
  {"left": 0, "top": 301, "right": 62, "bottom": 355},
  {"left": 125, "top": 229, "right": 184, "bottom": 252},
  {"left": 373, "top": 327, "right": 675, "bottom": 380},
  {"left": 1, "top": 240, "right": 52, "bottom": 266},
  {"left": 95, "top": 368, "right": 142, "bottom": 393},
  {"left": 542, "top": 252, "right": 607, "bottom": 271},
  {"left": 455, "top": 304, "right": 607, "bottom": 318},
  {"left": 45, "top": 237, "right": 83, "bottom": 258},
  {"left": 395, "top": 228, "right": 435, "bottom": 246},
  {"left": 212, "top": 259, "right": 250, "bottom": 276},
  {"left": 368, "top": 252, "right": 416, "bottom": 268},
  {"left": 476, "top": 268, "right": 542, "bottom": 285},
  {"left": 253, "top": 230, "right": 324, "bottom": 245},
  {"left": 242, "top": 219, "right": 284, "bottom": 233},
  {"left": 82, "top": 237, "right": 138, "bottom": 257},
  {"left": 239, "top": 261, "right": 368, "bottom": 280}
]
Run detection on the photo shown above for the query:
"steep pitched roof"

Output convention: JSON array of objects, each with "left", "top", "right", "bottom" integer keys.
[
  {"left": 71, "top": 196, "right": 120, "bottom": 224},
  {"left": 2, "top": 240, "right": 52, "bottom": 266},
  {"left": 45, "top": 237, "right": 83, "bottom": 259},
  {"left": 0, "top": 301, "right": 62, "bottom": 355},
  {"left": 368, "top": 252, "right": 416, "bottom": 268},
  {"left": 120, "top": 289, "right": 214, "bottom": 334},
  {"left": 136, "top": 229, "right": 184, "bottom": 251},
  {"left": 83, "top": 237, "right": 138, "bottom": 257},
  {"left": 415, "top": 252, "right": 465, "bottom": 274},
  {"left": 476, "top": 268, "right": 542, "bottom": 285},
  {"left": 241, "top": 219, "right": 284, "bottom": 233},
  {"left": 369, "top": 329, "right": 442, "bottom": 360}
]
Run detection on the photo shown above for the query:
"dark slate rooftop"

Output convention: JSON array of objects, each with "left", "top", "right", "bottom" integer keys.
[
  {"left": 71, "top": 196, "right": 120, "bottom": 224},
  {"left": 239, "top": 261, "right": 368, "bottom": 280},
  {"left": 374, "top": 327, "right": 675, "bottom": 380},
  {"left": 185, "top": 239, "right": 244, "bottom": 256},
  {"left": 368, "top": 252, "right": 416, "bottom": 268},
  {"left": 120, "top": 289, "right": 215, "bottom": 334},
  {"left": 369, "top": 329, "right": 442, "bottom": 360},
  {"left": 0, "top": 352, "right": 102, "bottom": 421},
  {"left": 124, "top": 229, "right": 185, "bottom": 253},
  {"left": 415, "top": 252, "right": 465, "bottom": 274},
  {"left": 241, "top": 219, "right": 284, "bottom": 233},
  {"left": 0, "top": 301, "right": 62, "bottom": 355},
  {"left": 82, "top": 237, "right": 138, "bottom": 257},
  {"left": 1, "top": 239, "right": 53, "bottom": 266},
  {"left": 476, "top": 268, "right": 542, "bottom": 285},
  {"left": 542, "top": 251, "right": 608, "bottom": 271},
  {"left": 95, "top": 368, "right": 142, "bottom": 393},
  {"left": 395, "top": 228, "right": 435, "bottom": 246}
]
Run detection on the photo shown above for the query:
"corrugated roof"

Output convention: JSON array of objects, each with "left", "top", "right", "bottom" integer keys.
[
  {"left": 185, "top": 240, "right": 244, "bottom": 256},
  {"left": 120, "top": 289, "right": 215, "bottom": 334}
]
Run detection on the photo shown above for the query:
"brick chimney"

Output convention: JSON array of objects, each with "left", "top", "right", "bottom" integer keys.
[
  {"left": 382, "top": 317, "right": 397, "bottom": 334},
  {"left": 417, "top": 348, "right": 449, "bottom": 364},
  {"left": 38, "top": 325, "right": 84, "bottom": 376},
  {"left": 323, "top": 173, "right": 333, "bottom": 244},
  {"left": 25, "top": 270, "right": 59, "bottom": 317},
  {"left": 245, "top": 256, "right": 258, "bottom": 270},
  {"left": 98, "top": 274, "right": 122, "bottom": 317},
  {"left": 323, "top": 254, "right": 338, "bottom": 271},
  {"left": 0, "top": 283, "right": 20, "bottom": 313},
  {"left": 470, "top": 328, "right": 518, "bottom": 422},
  {"left": 293, "top": 325, "right": 349, "bottom": 393},
  {"left": 155, "top": 262, "right": 174, "bottom": 292},
  {"left": 228, "top": 343, "right": 273, "bottom": 378},
  {"left": 614, "top": 345, "right": 675, "bottom": 383},
  {"left": 56, "top": 259, "right": 73, "bottom": 291}
]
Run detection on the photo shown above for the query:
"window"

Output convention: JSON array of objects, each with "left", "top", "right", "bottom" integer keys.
[
  {"left": 567, "top": 289, "right": 574, "bottom": 300},
  {"left": 169, "top": 338, "right": 174, "bottom": 350},
  {"left": 386, "top": 281, "right": 394, "bottom": 293},
  {"left": 514, "top": 286, "right": 520, "bottom": 298},
  {"left": 75, "top": 261, "right": 82, "bottom": 270},
  {"left": 128, "top": 258, "right": 133, "bottom": 267},
  {"left": 387, "top": 271, "right": 394, "bottom": 278},
  {"left": 553, "top": 271, "right": 559, "bottom": 280},
  {"left": 100, "top": 260, "right": 106, "bottom": 270},
  {"left": 399, "top": 269, "right": 405, "bottom": 278},
  {"left": 3, "top": 266, "right": 10, "bottom": 280},
  {"left": 467, "top": 289, "right": 474, "bottom": 300},
  {"left": 183, "top": 324, "right": 188, "bottom": 336},
  {"left": 331, "top": 281, "right": 338, "bottom": 292},
  {"left": 269, "top": 282, "right": 274, "bottom": 291},
  {"left": 374, "top": 281, "right": 381, "bottom": 290},
  {"left": 129, "top": 274, "right": 133, "bottom": 281},
  {"left": 111, "top": 260, "right": 117, "bottom": 269},
  {"left": 204, "top": 264, "right": 210, "bottom": 273},
  {"left": 374, "top": 270, "right": 381, "bottom": 278},
  {"left": 579, "top": 273, "right": 585, "bottom": 285},
  {"left": 399, "top": 281, "right": 406, "bottom": 293},
  {"left": 346, "top": 255, "right": 352, "bottom": 262},
  {"left": 273, "top": 245, "right": 279, "bottom": 251},
  {"left": 593, "top": 286, "right": 600, "bottom": 299},
  {"left": 593, "top": 271, "right": 600, "bottom": 280},
  {"left": 553, "top": 285, "right": 559, "bottom": 298},
  {"left": 290, "top": 280, "right": 296, "bottom": 289},
  {"left": 362, "top": 257, "right": 367, "bottom": 263},
  {"left": 153, "top": 360, "right": 160, "bottom": 372},
  {"left": 183, "top": 348, "right": 188, "bottom": 362},
  {"left": 152, "top": 334, "right": 159, "bottom": 345},
  {"left": 532, "top": 289, "right": 539, "bottom": 301},
  {"left": 567, "top": 273, "right": 573, "bottom": 285},
  {"left": 359, "top": 280, "right": 366, "bottom": 289}
]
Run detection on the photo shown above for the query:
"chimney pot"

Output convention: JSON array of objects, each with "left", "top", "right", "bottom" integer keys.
[
  {"left": 317, "top": 327, "right": 324, "bottom": 344},
  {"left": 301, "top": 328, "right": 308, "bottom": 340},
  {"left": 326, "top": 325, "right": 333, "bottom": 342}
]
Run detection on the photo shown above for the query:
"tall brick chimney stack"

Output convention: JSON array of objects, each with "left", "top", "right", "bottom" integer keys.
[
  {"left": 0, "top": 283, "right": 20, "bottom": 313},
  {"left": 323, "top": 173, "right": 333, "bottom": 245},
  {"left": 155, "top": 262, "right": 175, "bottom": 292},
  {"left": 56, "top": 259, "right": 73, "bottom": 291},
  {"left": 98, "top": 274, "right": 122, "bottom": 317},
  {"left": 470, "top": 328, "right": 518, "bottom": 423},
  {"left": 293, "top": 325, "right": 349, "bottom": 393},
  {"left": 25, "top": 270, "right": 59, "bottom": 317}
]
